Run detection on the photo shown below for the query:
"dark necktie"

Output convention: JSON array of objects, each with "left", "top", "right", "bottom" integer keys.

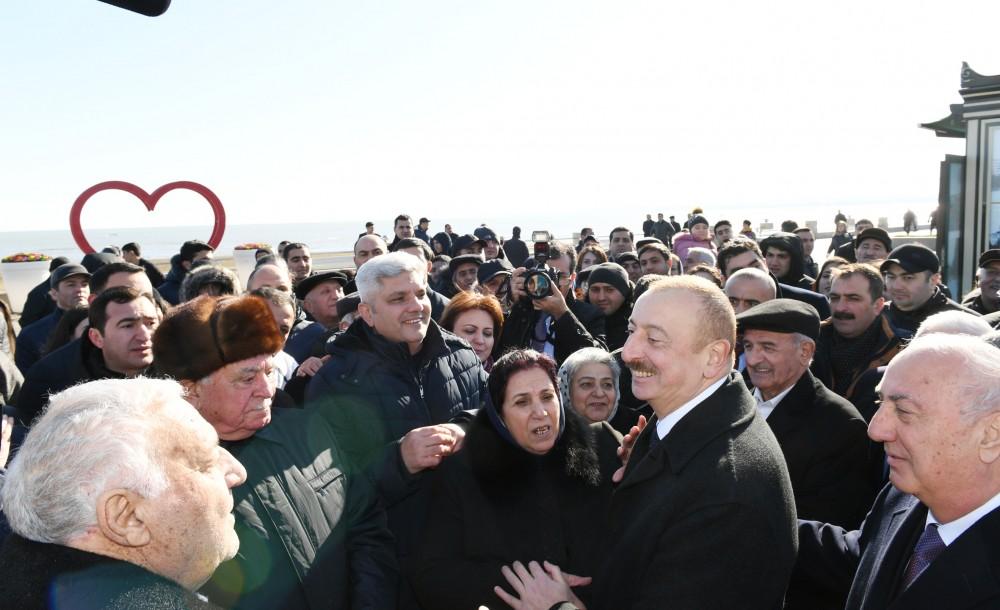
[{"left": 900, "top": 523, "right": 946, "bottom": 590}]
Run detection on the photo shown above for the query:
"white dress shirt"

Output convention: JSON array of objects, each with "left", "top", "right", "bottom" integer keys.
[
  {"left": 656, "top": 376, "right": 728, "bottom": 440},
  {"left": 752, "top": 384, "right": 796, "bottom": 421},
  {"left": 927, "top": 489, "right": 1000, "bottom": 546}
]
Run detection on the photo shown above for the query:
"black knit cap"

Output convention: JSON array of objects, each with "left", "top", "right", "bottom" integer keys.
[
  {"left": 736, "top": 298, "right": 820, "bottom": 341},
  {"left": 688, "top": 214, "right": 710, "bottom": 228},
  {"left": 478, "top": 258, "right": 513, "bottom": 284},
  {"left": 587, "top": 262, "right": 632, "bottom": 298}
]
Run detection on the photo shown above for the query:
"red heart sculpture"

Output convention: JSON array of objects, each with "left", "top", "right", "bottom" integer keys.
[{"left": 69, "top": 181, "right": 226, "bottom": 254}]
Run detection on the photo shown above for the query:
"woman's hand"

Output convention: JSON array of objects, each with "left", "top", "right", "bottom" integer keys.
[
  {"left": 494, "top": 561, "right": 588, "bottom": 610},
  {"left": 612, "top": 414, "right": 647, "bottom": 483}
]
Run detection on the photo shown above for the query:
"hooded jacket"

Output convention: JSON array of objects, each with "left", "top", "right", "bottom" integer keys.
[
  {"left": 759, "top": 232, "right": 814, "bottom": 289},
  {"left": 411, "top": 406, "right": 621, "bottom": 610}
]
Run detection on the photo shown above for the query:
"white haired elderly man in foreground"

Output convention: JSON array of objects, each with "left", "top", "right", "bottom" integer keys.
[{"left": 0, "top": 378, "right": 246, "bottom": 609}]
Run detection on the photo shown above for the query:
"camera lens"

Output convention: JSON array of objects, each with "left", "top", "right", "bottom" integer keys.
[{"left": 525, "top": 270, "right": 552, "bottom": 299}]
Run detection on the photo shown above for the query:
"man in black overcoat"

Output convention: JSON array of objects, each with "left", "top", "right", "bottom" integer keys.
[{"left": 496, "top": 275, "right": 797, "bottom": 610}]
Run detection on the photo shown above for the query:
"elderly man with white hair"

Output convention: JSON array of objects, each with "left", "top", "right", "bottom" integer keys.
[
  {"left": 306, "top": 252, "right": 487, "bottom": 609},
  {"left": 0, "top": 378, "right": 246, "bottom": 608},
  {"left": 795, "top": 334, "right": 1000, "bottom": 610}
]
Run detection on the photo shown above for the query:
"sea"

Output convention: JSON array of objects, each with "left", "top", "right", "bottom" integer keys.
[{"left": 0, "top": 203, "right": 932, "bottom": 262}]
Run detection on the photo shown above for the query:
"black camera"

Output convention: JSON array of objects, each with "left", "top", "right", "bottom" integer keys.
[{"left": 523, "top": 266, "right": 561, "bottom": 299}]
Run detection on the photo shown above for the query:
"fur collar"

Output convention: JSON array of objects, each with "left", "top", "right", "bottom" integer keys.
[{"left": 465, "top": 405, "right": 602, "bottom": 491}]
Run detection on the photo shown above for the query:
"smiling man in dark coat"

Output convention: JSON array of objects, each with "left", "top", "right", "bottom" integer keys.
[
  {"left": 738, "top": 299, "right": 876, "bottom": 610},
  {"left": 739, "top": 299, "right": 873, "bottom": 528},
  {"left": 794, "top": 334, "right": 1000, "bottom": 610},
  {"left": 498, "top": 276, "right": 797, "bottom": 609}
]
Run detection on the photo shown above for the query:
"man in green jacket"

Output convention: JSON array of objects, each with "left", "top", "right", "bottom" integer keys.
[{"left": 153, "top": 293, "right": 397, "bottom": 609}]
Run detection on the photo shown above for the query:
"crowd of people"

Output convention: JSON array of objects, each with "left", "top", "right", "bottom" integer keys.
[{"left": 0, "top": 209, "right": 998, "bottom": 610}]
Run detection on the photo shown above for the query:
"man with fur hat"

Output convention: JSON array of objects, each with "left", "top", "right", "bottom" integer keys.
[
  {"left": 305, "top": 252, "right": 486, "bottom": 609},
  {"left": 153, "top": 294, "right": 396, "bottom": 609},
  {"left": 586, "top": 262, "right": 633, "bottom": 351}
]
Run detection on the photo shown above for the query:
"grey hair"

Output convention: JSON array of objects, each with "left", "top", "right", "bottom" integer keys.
[
  {"left": 558, "top": 348, "right": 621, "bottom": 422},
  {"left": 0, "top": 378, "right": 189, "bottom": 544},
  {"left": 356, "top": 252, "right": 426, "bottom": 305},
  {"left": 686, "top": 247, "right": 717, "bottom": 268},
  {"left": 914, "top": 311, "right": 993, "bottom": 338},
  {"left": 891, "top": 334, "right": 1000, "bottom": 421},
  {"left": 725, "top": 267, "right": 776, "bottom": 298},
  {"left": 180, "top": 264, "right": 241, "bottom": 302}
]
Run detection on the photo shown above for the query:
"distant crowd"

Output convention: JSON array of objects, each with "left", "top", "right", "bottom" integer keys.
[{"left": 0, "top": 209, "right": 998, "bottom": 610}]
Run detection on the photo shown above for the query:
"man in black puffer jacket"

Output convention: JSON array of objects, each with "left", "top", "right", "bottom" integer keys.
[{"left": 305, "top": 252, "right": 487, "bottom": 610}]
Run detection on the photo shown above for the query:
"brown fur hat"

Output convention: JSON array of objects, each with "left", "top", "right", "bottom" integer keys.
[{"left": 153, "top": 294, "right": 284, "bottom": 381}]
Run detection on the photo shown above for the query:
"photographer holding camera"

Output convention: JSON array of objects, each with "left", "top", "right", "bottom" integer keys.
[{"left": 497, "top": 238, "right": 606, "bottom": 364}]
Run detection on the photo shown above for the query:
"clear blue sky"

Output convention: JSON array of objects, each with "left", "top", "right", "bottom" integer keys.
[{"left": 2, "top": 1, "right": 997, "bottom": 232}]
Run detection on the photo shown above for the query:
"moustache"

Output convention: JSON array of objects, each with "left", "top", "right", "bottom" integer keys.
[
  {"left": 832, "top": 312, "right": 855, "bottom": 320},
  {"left": 625, "top": 360, "right": 657, "bottom": 376}
]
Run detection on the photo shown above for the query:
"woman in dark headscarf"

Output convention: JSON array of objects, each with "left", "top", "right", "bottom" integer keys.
[{"left": 411, "top": 349, "right": 621, "bottom": 610}]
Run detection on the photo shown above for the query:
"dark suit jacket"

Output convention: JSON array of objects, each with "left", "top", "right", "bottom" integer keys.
[
  {"left": 763, "top": 370, "right": 873, "bottom": 529},
  {"left": 591, "top": 373, "right": 798, "bottom": 610},
  {"left": 797, "top": 485, "right": 1000, "bottom": 610}
]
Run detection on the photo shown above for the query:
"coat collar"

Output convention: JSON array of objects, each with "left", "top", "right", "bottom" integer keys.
[
  {"left": 618, "top": 372, "right": 755, "bottom": 490},
  {"left": 761, "top": 369, "right": 818, "bottom": 442}
]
